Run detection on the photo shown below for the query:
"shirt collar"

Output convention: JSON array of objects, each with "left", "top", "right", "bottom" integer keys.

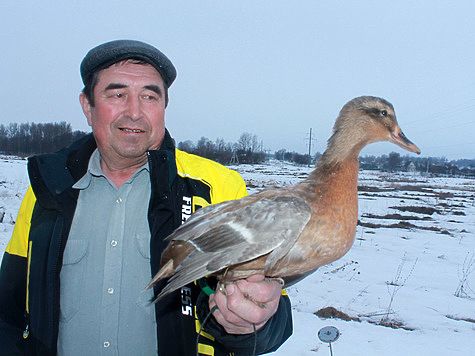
[{"left": 73, "top": 149, "right": 149, "bottom": 190}]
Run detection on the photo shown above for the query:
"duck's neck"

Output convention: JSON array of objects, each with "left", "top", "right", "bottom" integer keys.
[
  {"left": 318, "top": 128, "right": 368, "bottom": 167},
  {"left": 301, "top": 129, "right": 366, "bottom": 189}
]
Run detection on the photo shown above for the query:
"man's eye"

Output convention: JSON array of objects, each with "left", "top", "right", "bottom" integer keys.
[
  {"left": 114, "top": 93, "right": 123, "bottom": 98},
  {"left": 144, "top": 94, "right": 158, "bottom": 101}
]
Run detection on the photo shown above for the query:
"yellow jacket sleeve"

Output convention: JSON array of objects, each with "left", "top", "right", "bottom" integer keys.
[{"left": 6, "top": 186, "right": 36, "bottom": 258}]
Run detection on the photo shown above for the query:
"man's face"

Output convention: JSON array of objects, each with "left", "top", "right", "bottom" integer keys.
[{"left": 80, "top": 60, "right": 167, "bottom": 168}]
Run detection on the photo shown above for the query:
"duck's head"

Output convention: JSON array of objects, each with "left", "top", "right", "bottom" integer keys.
[{"left": 334, "top": 96, "right": 421, "bottom": 154}]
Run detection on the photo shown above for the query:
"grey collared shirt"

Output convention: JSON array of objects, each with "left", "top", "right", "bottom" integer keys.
[{"left": 57, "top": 149, "right": 158, "bottom": 355}]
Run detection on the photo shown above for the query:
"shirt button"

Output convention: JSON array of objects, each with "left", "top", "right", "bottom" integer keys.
[
  {"left": 116, "top": 197, "right": 122, "bottom": 204},
  {"left": 104, "top": 341, "right": 110, "bottom": 348},
  {"left": 110, "top": 240, "right": 118, "bottom": 247},
  {"left": 107, "top": 287, "right": 114, "bottom": 294}
]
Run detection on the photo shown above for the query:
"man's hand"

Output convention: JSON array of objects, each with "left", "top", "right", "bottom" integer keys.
[{"left": 208, "top": 274, "right": 282, "bottom": 334}]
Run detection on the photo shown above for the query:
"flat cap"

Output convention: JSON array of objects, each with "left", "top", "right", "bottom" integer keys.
[{"left": 80, "top": 39, "right": 177, "bottom": 88}]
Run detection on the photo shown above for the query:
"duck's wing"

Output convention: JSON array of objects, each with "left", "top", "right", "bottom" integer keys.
[
  {"left": 154, "top": 194, "right": 312, "bottom": 300},
  {"left": 162, "top": 197, "right": 248, "bottom": 243}
]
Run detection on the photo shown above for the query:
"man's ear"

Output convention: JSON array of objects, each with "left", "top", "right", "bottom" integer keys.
[{"left": 79, "top": 93, "right": 93, "bottom": 127}]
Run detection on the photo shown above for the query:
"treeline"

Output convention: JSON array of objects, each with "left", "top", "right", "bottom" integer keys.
[
  {"left": 0, "top": 122, "right": 89, "bottom": 155},
  {"left": 179, "top": 135, "right": 475, "bottom": 176},
  {"left": 360, "top": 152, "right": 475, "bottom": 177},
  {"left": 1, "top": 123, "right": 474, "bottom": 177},
  {"left": 178, "top": 133, "right": 319, "bottom": 166},
  {"left": 274, "top": 149, "right": 316, "bottom": 165},
  {"left": 178, "top": 132, "right": 266, "bottom": 164}
]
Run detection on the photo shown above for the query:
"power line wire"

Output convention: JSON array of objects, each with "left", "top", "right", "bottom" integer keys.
[{"left": 410, "top": 119, "right": 475, "bottom": 135}]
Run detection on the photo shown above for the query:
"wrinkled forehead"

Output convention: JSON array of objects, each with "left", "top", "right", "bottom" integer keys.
[{"left": 95, "top": 59, "right": 165, "bottom": 87}]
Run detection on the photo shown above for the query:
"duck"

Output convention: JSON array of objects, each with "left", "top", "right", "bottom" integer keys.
[{"left": 147, "top": 96, "right": 421, "bottom": 301}]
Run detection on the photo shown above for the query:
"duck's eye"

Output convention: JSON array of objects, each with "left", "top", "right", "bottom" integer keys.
[{"left": 381, "top": 110, "right": 388, "bottom": 117}]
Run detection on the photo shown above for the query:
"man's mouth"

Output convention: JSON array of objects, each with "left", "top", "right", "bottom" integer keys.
[{"left": 120, "top": 128, "right": 144, "bottom": 133}]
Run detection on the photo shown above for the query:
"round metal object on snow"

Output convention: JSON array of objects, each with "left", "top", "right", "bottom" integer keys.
[{"left": 318, "top": 326, "right": 340, "bottom": 343}]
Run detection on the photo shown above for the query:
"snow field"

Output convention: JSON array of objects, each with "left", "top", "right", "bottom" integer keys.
[{"left": 1, "top": 158, "right": 473, "bottom": 355}]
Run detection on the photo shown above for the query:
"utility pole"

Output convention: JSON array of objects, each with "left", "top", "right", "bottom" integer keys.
[
  {"left": 229, "top": 150, "right": 239, "bottom": 165},
  {"left": 308, "top": 128, "right": 313, "bottom": 157},
  {"left": 305, "top": 128, "right": 317, "bottom": 166}
]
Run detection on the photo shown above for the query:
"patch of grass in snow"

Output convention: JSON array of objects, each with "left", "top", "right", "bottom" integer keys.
[
  {"left": 389, "top": 206, "right": 439, "bottom": 215},
  {"left": 361, "top": 213, "right": 432, "bottom": 221},
  {"left": 357, "top": 219, "right": 452, "bottom": 235},
  {"left": 445, "top": 315, "right": 475, "bottom": 324},
  {"left": 314, "top": 306, "right": 415, "bottom": 331}
]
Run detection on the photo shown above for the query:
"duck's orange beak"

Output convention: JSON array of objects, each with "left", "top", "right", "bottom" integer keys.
[{"left": 390, "top": 126, "right": 421, "bottom": 154}]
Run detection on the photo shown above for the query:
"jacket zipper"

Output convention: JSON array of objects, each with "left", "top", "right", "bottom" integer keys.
[
  {"left": 24, "top": 240, "right": 33, "bottom": 339},
  {"left": 23, "top": 314, "right": 30, "bottom": 339}
]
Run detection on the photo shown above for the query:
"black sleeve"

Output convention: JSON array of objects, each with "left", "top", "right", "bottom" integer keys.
[
  {"left": 0, "top": 252, "right": 28, "bottom": 356},
  {"left": 196, "top": 291, "right": 293, "bottom": 355}
]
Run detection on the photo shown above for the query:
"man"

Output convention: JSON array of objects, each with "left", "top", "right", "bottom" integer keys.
[{"left": 0, "top": 40, "right": 292, "bottom": 355}]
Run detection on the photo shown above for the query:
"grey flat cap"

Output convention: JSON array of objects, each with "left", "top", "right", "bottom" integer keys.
[{"left": 80, "top": 39, "right": 177, "bottom": 88}]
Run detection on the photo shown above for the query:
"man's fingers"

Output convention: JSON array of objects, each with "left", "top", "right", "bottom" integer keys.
[
  {"left": 245, "top": 274, "right": 265, "bottom": 283},
  {"left": 209, "top": 290, "right": 257, "bottom": 334},
  {"left": 207, "top": 277, "right": 282, "bottom": 334},
  {"left": 235, "top": 277, "right": 283, "bottom": 303}
]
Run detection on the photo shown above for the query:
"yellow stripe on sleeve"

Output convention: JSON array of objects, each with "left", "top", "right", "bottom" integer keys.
[
  {"left": 175, "top": 149, "right": 248, "bottom": 205},
  {"left": 6, "top": 186, "right": 36, "bottom": 258},
  {"left": 197, "top": 344, "right": 215, "bottom": 356},
  {"left": 26, "top": 240, "right": 32, "bottom": 313}
]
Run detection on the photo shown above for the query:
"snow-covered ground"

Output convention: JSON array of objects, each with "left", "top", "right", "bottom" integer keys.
[
  {"left": 1, "top": 157, "right": 474, "bottom": 355},
  {"left": 0, "top": 156, "right": 30, "bottom": 256}
]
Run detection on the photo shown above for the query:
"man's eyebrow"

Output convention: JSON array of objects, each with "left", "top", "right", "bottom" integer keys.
[
  {"left": 103, "top": 83, "right": 163, "bottom": 97},
  {"left": 144, "top": 85, "right": 163, "bottom": 97},
  {"left": 104, "top": 83, "right": 127, "bottom": 91}
]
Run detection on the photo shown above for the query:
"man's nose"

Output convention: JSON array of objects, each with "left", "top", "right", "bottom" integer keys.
[{"left": 126, "top": 96, "right": 143, "bottom": 120}]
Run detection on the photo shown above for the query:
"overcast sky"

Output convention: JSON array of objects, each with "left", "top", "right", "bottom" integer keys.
[{"left": 1, "top": 1, "right": 474, "bottom": 159}]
